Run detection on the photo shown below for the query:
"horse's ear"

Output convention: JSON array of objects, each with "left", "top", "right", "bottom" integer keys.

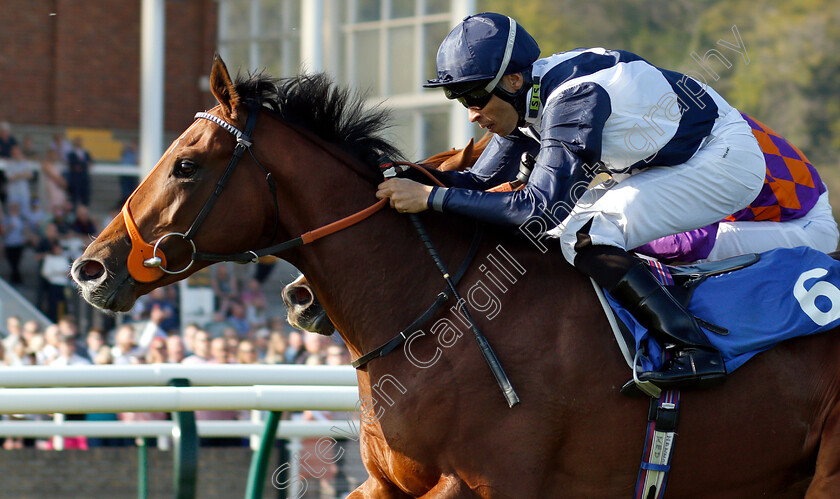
[
  {"left": 438, "top": 138, "right": 475, "bottom": 172},
  {"left": 210, "top": 53, "right": 241, "bottom": 120}
]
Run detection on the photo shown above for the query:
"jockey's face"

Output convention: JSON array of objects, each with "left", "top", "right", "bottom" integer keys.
[{"left": 466, "top": 74, "right": 523, "bottom": 137}]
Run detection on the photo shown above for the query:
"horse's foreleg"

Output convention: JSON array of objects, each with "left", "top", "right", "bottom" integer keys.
[
  {"left": 418, "top": 476, "right": 479, "bottom": 498},
  {"left": 345, "top": 486, "right": 367, "bottom": 499},
  {"left": 348, "top": 477, "right": 412, "bottom": 498},
  {"left": 808, "top": 402, "right": 840, "bottom": 497}
]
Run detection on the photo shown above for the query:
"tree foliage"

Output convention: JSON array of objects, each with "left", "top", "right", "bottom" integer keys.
[{"left": 480, "top": 0, "right": 840, "bottom": 193}]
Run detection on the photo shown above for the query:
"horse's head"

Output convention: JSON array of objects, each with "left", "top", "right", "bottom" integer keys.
[
  {"left": 72, "top": 56, "right": 282, "bottom": 311},
  {"left": 73, "top": 54, "right": 400, "bottom": 313}
]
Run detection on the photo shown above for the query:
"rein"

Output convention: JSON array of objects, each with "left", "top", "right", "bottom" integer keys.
[
  {"left": 192, "top": 159, "right": 444, "bottom": 264},
  {"left": 193, "top": 198, "right": 388, "bottom": 263}
]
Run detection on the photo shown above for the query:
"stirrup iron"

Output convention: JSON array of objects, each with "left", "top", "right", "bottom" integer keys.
[{"left": 630, "top": 349, "right": 661, "bottom": 398}]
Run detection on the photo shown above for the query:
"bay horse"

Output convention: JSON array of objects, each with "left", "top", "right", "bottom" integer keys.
[{"left": 72, "top": 55, "right": 840, "bottom": 497}]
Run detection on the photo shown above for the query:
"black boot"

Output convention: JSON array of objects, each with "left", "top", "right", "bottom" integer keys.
[{"left": 610, "top": 263, "right": 727, "bottom": 390}]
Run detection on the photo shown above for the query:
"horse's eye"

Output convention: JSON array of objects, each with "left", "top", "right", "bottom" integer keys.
[{"left": 174, "top": 160, "right": 197, "bottom": 178}]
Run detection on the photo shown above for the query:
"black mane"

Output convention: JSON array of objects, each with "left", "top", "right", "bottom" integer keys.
[{"left": 234, "top": 73, "right": 403, "bottom": 166}]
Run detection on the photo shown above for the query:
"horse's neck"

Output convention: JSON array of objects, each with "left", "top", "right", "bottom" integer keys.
[
  {"left": 276, "top": 149, "right": 474, "bottom": 357},
  {"left": 302, "top": 211, "right": 475, "bottom": 356},
  {"left": 259, "top": 119, "right": 584, "bottom": 363}
]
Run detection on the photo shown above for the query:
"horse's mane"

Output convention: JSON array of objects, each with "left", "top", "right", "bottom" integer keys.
[{"left": 235, "top": 73, "right": 403, "bottom": 166}]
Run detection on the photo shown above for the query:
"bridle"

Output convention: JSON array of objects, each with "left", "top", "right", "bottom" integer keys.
[{"left": 121, "top": 102, "right": 387, "bottom": 283}]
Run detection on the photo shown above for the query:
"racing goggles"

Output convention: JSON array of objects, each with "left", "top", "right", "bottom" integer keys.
[{"left": 443, "top": 82, "right": 496, "bottom": 109}]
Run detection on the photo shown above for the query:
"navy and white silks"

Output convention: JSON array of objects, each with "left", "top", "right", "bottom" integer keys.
[{"left": 429, "top": 48, "right": 766, "bottom": 264}]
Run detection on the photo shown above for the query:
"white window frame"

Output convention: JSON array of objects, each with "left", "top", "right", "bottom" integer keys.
[
  {"left": 218, "top": 0, "right": 302, "bottom": 77},
  {"left": 216, "top": 0, "right": 477, "bottom": 159}
]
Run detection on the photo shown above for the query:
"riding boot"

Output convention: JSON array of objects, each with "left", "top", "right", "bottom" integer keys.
[{"left": 609, "top": 263, "right": 727, "bottom": 390}]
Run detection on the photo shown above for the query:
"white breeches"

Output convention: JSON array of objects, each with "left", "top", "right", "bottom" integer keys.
[
  {"left": 555, "top": 108, "right": 766, "bottom": 264},
  {"left": 705, "top": 189, "right": 839, "bottom": 260}
]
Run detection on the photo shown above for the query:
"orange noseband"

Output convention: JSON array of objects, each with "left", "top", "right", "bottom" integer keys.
[{"left": 122, "top": 199, "right": 167, "bottom": 283}]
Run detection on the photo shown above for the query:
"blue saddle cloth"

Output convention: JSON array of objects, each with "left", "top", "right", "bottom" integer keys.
[{"left": 605, "top": 246, "right": 840, "bottom": 373}]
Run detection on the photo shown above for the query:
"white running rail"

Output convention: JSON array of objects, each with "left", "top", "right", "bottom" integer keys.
[
  {"left": 0, "top": 364, "right": 358, "bottom": 387},
  {"left": 0, "top": 420, "right": 359, "bottom": 438},
  {"left": 0, "top": 385, "right": 359, "bottom": 414}
]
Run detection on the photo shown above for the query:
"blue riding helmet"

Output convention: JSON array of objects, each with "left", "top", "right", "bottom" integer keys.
[{"left": 424, "top": 13, "right": 540, "bottom": 93}]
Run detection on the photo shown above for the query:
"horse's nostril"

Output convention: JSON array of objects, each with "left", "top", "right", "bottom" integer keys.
[
  {"left": 77, "top": 260, "right": 105, "bottom": 281},
  {"left": 287, "top": 285, "right": 314, "bottom": 307}
]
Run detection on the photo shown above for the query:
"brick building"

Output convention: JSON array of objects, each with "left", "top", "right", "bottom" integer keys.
[
  {"left": 0, "top": 0, "right": 478, "bottom": 163},
  {"left": 0, "top": 0, "right": 217, "bottom": 159}
]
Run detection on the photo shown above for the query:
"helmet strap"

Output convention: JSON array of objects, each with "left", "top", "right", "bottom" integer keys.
[{"left": 483, "top": 17, "right": 518, "bottom": 93}]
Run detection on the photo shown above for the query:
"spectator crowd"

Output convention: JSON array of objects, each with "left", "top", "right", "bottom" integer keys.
[
  {"left": 0, "top": 121, "right": 352, "bottom": 451},
  {"left": 0, "top": 121, "right": 104, "bottom": 320}
]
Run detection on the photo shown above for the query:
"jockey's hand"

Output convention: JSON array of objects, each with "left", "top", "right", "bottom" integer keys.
[{"left": 376, "top": 178, "right": 433, "bottom": 213}]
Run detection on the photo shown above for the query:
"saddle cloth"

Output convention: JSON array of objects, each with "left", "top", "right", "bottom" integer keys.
[{"left": 598, "top": 246, "right": 840, "bottom": 373}]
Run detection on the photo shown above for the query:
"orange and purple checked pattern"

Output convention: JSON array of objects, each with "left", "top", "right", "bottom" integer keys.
[{"left": 726, "top": 114, "right": 825, "bottom": 222}]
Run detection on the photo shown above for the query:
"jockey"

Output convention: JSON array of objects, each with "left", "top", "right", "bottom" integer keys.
[
  {"left": 437, "top": 123, "right": 839, "bottom": 265},
  {"left": 376, "top": 12, "right": 837, "bottom": 391}
]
